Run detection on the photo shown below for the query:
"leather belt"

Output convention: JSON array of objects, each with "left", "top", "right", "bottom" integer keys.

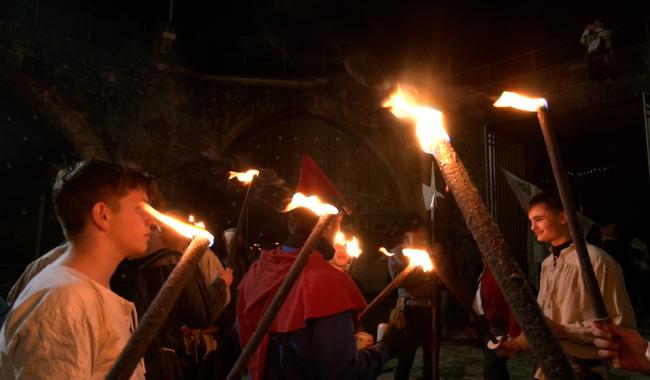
[{"left": 400, "top": 297, "right": 433, "bottom": 308}]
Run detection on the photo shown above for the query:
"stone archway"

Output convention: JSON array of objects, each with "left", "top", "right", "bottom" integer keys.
[
  {"left": 225, "top": 111, "right": 411, "bottom": 206},
  {"left": 220, "top": 110, "right": 421, "bottom": 245}
]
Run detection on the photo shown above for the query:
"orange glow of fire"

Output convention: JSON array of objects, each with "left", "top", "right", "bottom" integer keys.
[
  {"left": 493, "top": 91, "right": 547, "bottom": 112},
  {"left": 379, "top": 247, "right": 393, "bottom": 256},
  {"left": 383, "top": 86, "right": 449, "bottom": 154},
  {"left": 402, "top": 248, "right": 434, "bottom": 272},
  {"left": 335, "top": 232, "right": 362, "bottom": 258},
  {"left": 335, "top": 231, "right": 346, "bottom": 245},
  {"left": 346, "top": 236, "right": 362, "bottom": 258},
  {"left": 284, "top": 192, "right": 339, "bottom": 216},
  {"left": 188, "top": 215, "right": 206, "bottom": 229},
  {"left": 142, "top": 204, "right": 214, "bottom": 245},
  {"left": 228, "top": 169, "right": 260, "bottom": 184}
]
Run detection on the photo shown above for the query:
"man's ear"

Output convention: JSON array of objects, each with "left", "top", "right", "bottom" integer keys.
[
  {"left": 559, "top": 211, "right": 568, "bottom": 225},
  {"left": 90, "top": 202, "right": 112, "bottom": 231}
]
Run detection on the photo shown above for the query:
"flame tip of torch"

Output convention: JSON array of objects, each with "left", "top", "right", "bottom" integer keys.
[
  {"left": 402, "top": 248, "right": 434, "bottom": 272},
  {"left": 142, "top": 204, "right": 214, "bottom": 246},
  {"left": 335, "top": 231, "right": 362, "bottom": 258},
  {"left": 382, "top": 84, "right": 450, "bottom": 153},
  {"left": 493, "top": 91, "right": 548, "bottom": 112},
  {"left": 229, "top": 169, "right": 260, "bottom": 183},
  {"left": 284, "top": 192, "right": 339, "bottom": 216}
]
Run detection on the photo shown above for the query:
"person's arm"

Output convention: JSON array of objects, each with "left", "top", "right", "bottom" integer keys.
[
  {"left": 387, "top": 253, "right": 406, "bottom": 280},
  {"left": 180, "top": 267, "right": 232, "bottom": 328},
  {"left": 593, "top": 322, "right": 650, "bottom": 375},
  {"left": 6, "top": 244, "right": 66, "bottom": 305},
  {"left": 200, "top": 250, "right": 231, "bottom": 306},
  {"left": 561, "top": 255, "right": 635, "bottom": 345},
  {"left": 310, "top": 311, "right": 396, "bottom": 379},
  {"left": 580, "top": 29, "right": 591, "bottom": 46},
  {"left": 205, "top": 267, "right": 233, "bottom": 323}
]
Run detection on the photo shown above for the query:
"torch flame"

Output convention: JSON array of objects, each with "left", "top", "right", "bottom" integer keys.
[
  {"left": 284, "top": 192, "right": 339, "bottom": 216},
  {"left": 335, "top": 231, "right": 362, "bottom": 258},
  {"left": 383, "top": 86, "right": 449, "bottom": 154},
  {"left": 402, "top": 248, "right": 434, "bottom": 272},
  {"left": 346, "top": 236, "right": 362, "bottom": 258},
  {"left": 142, "top": 204, "right": 214, "bottom": 246},
  {"left": 335, "top": 231, "right": 346, "bottom": 245},
  {"left": 229, "top": 169, "right": 260, "bottom": 184},
  {"left": 493, "top": 91, "right": 547, "bottom": 112},
  {"left": 188, "top": 215, "right": 206, "bottom": 229},
  {"left": 379, "top": 247, "right": 393, "bottom": 256}
]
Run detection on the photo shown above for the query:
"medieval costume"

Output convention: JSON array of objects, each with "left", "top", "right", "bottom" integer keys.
[{"left": 1, "top": 263, "right": 145, "bottom": 379}]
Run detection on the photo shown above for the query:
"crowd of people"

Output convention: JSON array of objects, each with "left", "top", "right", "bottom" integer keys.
[{"left": 0, "top": 157, "right": 649, "bottom": 379}]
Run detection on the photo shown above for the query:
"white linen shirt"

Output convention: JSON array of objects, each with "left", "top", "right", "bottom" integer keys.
[{"left": 0, "top": 263, "right": 145, "bottom": 379}]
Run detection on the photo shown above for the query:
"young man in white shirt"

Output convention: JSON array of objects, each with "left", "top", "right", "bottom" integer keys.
[
  {"left": 496, "top": 191, "right": 635, "bottom": 379},
  {"left": 1, "top": 160, "right": 157, "bottom": 379}
]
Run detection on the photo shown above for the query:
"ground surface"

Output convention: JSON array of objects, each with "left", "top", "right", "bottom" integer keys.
[{"left": 377, "top": 322, "right": 650, "bottom": 380}]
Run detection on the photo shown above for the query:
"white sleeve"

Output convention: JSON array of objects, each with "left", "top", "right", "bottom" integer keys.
[
  {"left": 472, "top": 273, "right": 484, "bottom": 316},
  {"left": 4, "top": 299, "right": 97, "bottom": 379}
]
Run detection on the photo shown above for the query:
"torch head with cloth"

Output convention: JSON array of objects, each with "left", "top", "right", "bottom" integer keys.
[
  {"left": 285, "top": 155, "right": 350, "bottom": 257},
  {"left": 388, "top": 213, "right": 435, "bottom": 303}
]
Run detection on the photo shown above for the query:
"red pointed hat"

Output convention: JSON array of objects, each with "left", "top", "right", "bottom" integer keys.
[{"left": 296, "top": 155, "right": 349, "bottom": 213}]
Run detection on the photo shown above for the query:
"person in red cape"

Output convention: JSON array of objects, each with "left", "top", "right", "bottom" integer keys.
[
  {"left": 236, "top": 155, "right": 407, "bottom": 380},
  {"left": 470, "top": 260, "right": 521, "bottom": 380}
]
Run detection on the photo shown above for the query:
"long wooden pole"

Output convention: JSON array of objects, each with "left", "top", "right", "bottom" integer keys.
[
  {"left": 358, "top": 266, "right": 414, "bottom": 320},
  {"left": 226, "top": 214, "right": 336, "bottom": 380},
  {"left": 226, "top": 176, "right": 256, "bottom": 271},
  {"left": 428, "top": 160, "right": 440, "bottom": 380},
  {"left": 432, "top": 139, "right": 577, "bottom": 379},
  {"left": 536, "top": 108, "right": 608, "bottom": 320},
  {"left": 430, "top": 275, "right": 440, "bottom": 380}
]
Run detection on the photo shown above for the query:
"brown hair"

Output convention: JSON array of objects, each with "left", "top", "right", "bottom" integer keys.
[
  {"left": 527, "top": 191, "right": 564, "bottom": 213},
  {"left": 52, "top": 160, "right": 157, "bottom": 239},
  {"left": 287, "top": 208, "right": 319, "bottom": 236}
]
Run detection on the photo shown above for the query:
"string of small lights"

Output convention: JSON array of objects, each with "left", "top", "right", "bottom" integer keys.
[{"left": 567, "top": 165, "right": 615, "bottom": 178}]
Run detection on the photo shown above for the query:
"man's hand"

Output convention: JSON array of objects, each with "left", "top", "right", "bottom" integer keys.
[
  {"left": 355, "top": 332, "right": 374, "bottom": 350},
  {"left": 494, "top": 338, "right": 523, "bottom": 358},
  {"left": 593, "top": 321, "right": 650, "bottom": 375},
  {"left": 379, "top": 324, "right": 409, "bottom": 357},
  {"left": 220, "top": 267, "right": 234, "bottom": 287}
]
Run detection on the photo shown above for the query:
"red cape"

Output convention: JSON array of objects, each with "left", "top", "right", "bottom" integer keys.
[
  {"left": 237, "top": 247, "right": 367, "bottom": 380},
  {"left": 480, "top": 263, "right": 521, "bottom": 337}
]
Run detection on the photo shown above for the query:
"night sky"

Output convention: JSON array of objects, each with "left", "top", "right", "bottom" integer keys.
[
  {"left": 167, "top": 1, "right": 650, "bottom": 73},
  {"left": 33, "top": 1, "right": 650, "bottom": 75}
]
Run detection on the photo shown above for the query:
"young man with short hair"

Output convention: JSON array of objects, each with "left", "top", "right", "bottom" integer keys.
[
  {"left": 0, "top": 160, "right": 157, "bottom": 379},
  {"left": 496, "top": 191, "right": 636, "bottom": 379}
]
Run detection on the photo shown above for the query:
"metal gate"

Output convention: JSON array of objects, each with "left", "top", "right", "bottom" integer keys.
[{"left": 484, "top": 126, "right": 530, "bottom": 276}]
